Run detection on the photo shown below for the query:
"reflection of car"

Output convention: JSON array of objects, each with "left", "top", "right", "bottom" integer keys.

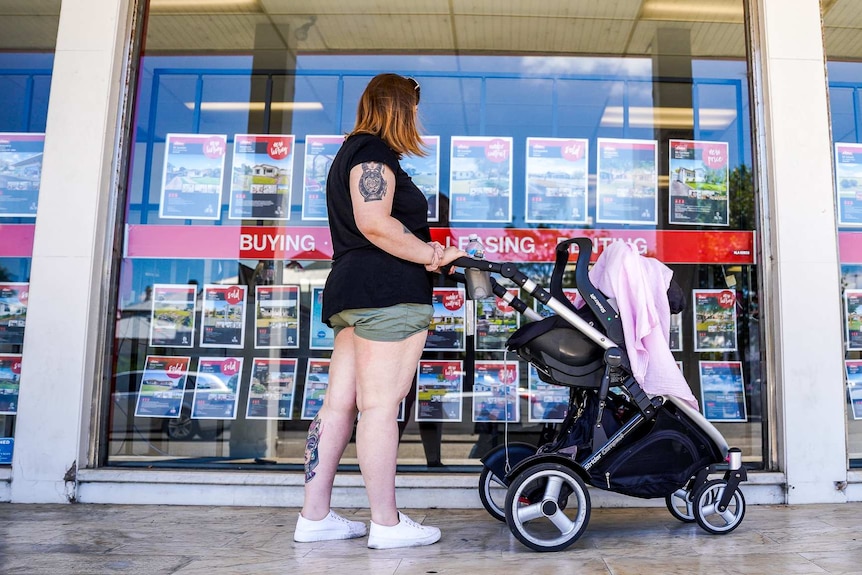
[{"left": 110, "top": 370, "right": 229, "bottom": 441}]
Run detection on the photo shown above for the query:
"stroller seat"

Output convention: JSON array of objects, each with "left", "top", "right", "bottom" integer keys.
[{"left": 507, "top": 314, "right": 605, "bottom": 388}]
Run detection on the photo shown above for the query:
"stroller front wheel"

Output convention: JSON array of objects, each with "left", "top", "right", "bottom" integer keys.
[
  {"left": 478, "top": 467, "right": 507, "bottom": 522},
  {"left": 693, "top": 479, "right": 746, "bottom": 534},
  {"left": 504, "top": 462, "right": 591, "bottom": 552}
]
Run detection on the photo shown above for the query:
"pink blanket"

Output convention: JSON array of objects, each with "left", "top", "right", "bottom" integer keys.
[{"left": 575, "top": 241, "right": 698, "bottom": 409}]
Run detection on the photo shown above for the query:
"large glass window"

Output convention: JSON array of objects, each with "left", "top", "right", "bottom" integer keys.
[
  {"left": 106, "top": 1, "right": 766, "bottom": 472},
  {"left": 823, "top": 0, "right": 862, "bottom": 467},
  {"left": 0, "top": 1, "right": 60, "bottom": 465}
]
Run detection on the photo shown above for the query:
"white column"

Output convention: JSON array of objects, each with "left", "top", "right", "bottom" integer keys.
[
  {"left": 10, "top": 0, "right": 132, "bottom": 502},
  {"left": 755, "top": 0, "right": 848, "bottom": 503}
]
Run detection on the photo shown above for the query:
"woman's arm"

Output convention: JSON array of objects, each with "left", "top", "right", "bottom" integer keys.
[{"left": 349, "top": 161, "right": 439, "bottom": 265}]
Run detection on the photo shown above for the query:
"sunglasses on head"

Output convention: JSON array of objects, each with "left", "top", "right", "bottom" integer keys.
[{"left": 406, "top": 77, "right": 420, "bottom": 103}]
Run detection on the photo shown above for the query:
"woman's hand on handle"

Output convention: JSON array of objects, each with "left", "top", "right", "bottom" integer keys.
[{"left": 427, "top": 245, "right": 467, "bottom": 273}]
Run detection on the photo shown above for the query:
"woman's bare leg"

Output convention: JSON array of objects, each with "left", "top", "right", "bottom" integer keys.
[
  {"left": 354, "top": 329, "right": 428, "bottom": 526},
  {"left": 300, "top": 327, "right": 359, "bottom": 520}
]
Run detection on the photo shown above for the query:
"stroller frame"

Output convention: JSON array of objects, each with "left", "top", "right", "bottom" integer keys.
[{"left": 450, "top": 237, "right": 748, "bottom": 552}]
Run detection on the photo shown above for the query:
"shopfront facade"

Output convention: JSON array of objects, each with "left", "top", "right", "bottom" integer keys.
[{"left": 0, "top": 0, "right": 856, "bottom": 507}]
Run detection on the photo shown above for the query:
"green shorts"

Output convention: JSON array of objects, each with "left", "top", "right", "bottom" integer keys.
[{"left": 328, "top": 304, "right": 434, "bottom": 342}]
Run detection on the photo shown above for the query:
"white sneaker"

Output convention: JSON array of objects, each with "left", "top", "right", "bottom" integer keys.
[
  {"left": 293, "top": 510, "right": 367, "bottom": 542},
  {"left": 367, "top": 511, "right": 441, "bottom": 549}
]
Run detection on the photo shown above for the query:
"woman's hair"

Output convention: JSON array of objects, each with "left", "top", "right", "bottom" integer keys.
[{"left": 350, "top": 73, "right": 426, "bottom": 158}]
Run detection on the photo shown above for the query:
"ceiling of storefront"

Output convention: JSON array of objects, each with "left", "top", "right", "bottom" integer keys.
[
  {"left": 3, "top": 0, "right": 859, "bottom": 60},
  {"left": 0, "top": 0, "right": 752, "bottom": 57}
]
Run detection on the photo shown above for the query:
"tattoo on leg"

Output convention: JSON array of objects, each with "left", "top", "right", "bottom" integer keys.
[
  {"left": 359, "top": 162, "right": 386, "bottom": 202},
  {"left": 304, "top": 416, "right": 323, "bottom": 483}
]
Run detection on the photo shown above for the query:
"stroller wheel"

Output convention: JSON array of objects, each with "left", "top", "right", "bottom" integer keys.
[
  {"left": 692, "top": 479, "right": 746, "bottom": 534},
  {"left": 478, "top": 467, "right": 507, "bottom": 522},
  {"left": 504, "top": 462, "right": 590, "bottom": 552},
  {"left": 665, "top": 488, "right": 696, "bottom": 523}
]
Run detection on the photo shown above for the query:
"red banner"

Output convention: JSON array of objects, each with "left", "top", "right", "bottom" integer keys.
[{"left": 125, "top": 225, "right": 756, "bottom": 265}]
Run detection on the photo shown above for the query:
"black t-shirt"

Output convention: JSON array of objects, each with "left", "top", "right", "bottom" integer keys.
[{"left": 322, "top": 133, "right": 433, "bottom": 324}]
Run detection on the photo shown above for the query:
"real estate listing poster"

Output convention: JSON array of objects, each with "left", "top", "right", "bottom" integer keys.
[
  {"left": 693, "top": 288, "right": 738, "bottom": 352},
  {"left": 133, "top": 355, "right": 191, "bottom": 418},
  {"left": 475, "top": 288, "right": 520, "bottom": 351},
  {"left": 669, "top": 312, "right": 683, "bottom": 352},
  {"left": 228, "top": 134, "right": 295, "bottom": 220},
  {"left": 0, "top": 132, "right": 44, "bottom": 217},
  {"left": 0, "top": 438, "right": 12, "bottom": 464},
  {"left": 245, "top": 357, "right": 298, "bottom": 420},
  {"left": 449, "top": 136, "right": 513, "bottom": 223},
  {"left": 415, "top": 360, "right": 463, "bottom": 422},
  {"left": 0, "top": 354, "right": 21, "bottom": 415},
  {"left": 403, "top": 135, "right": 440, "bottom": 222},
  {"left": 472, "top": 360, "right": 520, "bottom": 423},
  {"left": 596, "top": 138, "right": 658, "bottom": 225},
  {"left": 0, "top": 282, "right": 28, "bottom": 346},
  {"left": 309, "top": 286, "right": 334, "bottom": 350},
  {"left": 254, "top": 285, "right": 300, "bottom": 349},
  {"left": 301, "top": 135, "right": 344, "bottom": 221},
  {"left": 191, "top": 357, "right": 243, "bottom": 420},
  {"left": 159, "top": 133, "right": 227, "bottom": 220},
  {"left": 668, "top": 140, "right": 730, "bottom": 226},
  {"left": 525, "top": 137, "right": 589, "bottom": 224},
  {"left": 301, "top": 359, "right": 330, "bottom": 420},
  {"left": 845, "top": 360, "right": 862, "bottom": 420},
  {"left": 699, "top": 360, "right": 747, "bottom": 422},
  {"left": 845, "top": 289, "right": 862, "bottom": 351},
  {"left": 200, "top": 285, "right": 247, "bottom": 349},
  {"left": 149, "top": 284, "right": 196, "bottom": 348},
  {"left": 425, "top": 288, "right": 466, "bottom": 352},
  {"left": 528, "top": 365, "right": 569, "bottom": 423},
  {"left": 835, "top": 142, "right": 862, "bottom": 226}
]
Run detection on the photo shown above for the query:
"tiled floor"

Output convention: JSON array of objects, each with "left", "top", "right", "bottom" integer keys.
[{"left": 1, "top": 502, "right": 862, "bottom": 574}]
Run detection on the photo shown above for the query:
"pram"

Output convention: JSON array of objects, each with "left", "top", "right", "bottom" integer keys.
[{"left": 448, "top": 237, "right": 747, "bottom": 552}]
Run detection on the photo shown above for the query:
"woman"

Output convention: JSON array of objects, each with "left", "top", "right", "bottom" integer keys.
[{"left": 294, "top": 74, "right": 465, "bottom": 549}]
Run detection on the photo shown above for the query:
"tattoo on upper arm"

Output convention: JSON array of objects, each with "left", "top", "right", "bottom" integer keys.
[
  {"left": 358, "top": 162, "right": 386, "bottom": 202},
  {"left": 402, "top": 225, "right": 411, "bottom": 234}
]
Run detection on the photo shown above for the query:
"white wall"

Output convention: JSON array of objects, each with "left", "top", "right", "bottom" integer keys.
[
  {"left": 755, "top": 0, "right": 848, "bottom": 503},
  {"left": 10, "top": 0, "right": 132, "bottom": 502}
]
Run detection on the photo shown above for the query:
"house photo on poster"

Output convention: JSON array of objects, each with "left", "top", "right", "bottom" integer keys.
[
  {"left": 309, "top": 286, "right": 334, "bottom": 350},
  {"left": 149, "top": 284, "right": 196, "bottom": 348},
  {"left": 699, "top": 360, "right": 747, "bottom": 422},
  {"left": 528, "top": 365, "right": 569, "bottom": 423},
  {"left": 200, "top": 285, "right": 247, "bottom": 349},
  {"left": 159, "top": 133, "right": 226, "bottom": 220},
  {"left": 596, "top": 138, "right": 658, "bottom": 225},
  {"left": 845, "top": 360, "right": 862, "bottom": 420},
  {"left": 693, "top": 289, "right": 738, "bottom": 352},
  {"left": 475, "top": 288, "right": 520, "bottom": 351},
  {"left": 245, "top": 358, "right": 298, "bottom": 420},
  {"left": 668, "top": 139, "right": 730, "bottom": 226},
  {"left": 835, "top": 142, "right": 862, "bottom": 226},
  {"left": 449, "top": 136, "right": 513, "bottom": 223},
  {"left": 0, "top": 354, "right": 21, "bottom": 415},
  {"left": 0, "top": 132, "right": 44, "bottom": 218},
  {"left": 301, "top": 359, "right": 330, "bottom": 420},
  {"left": 301, "top": 135, "right": 344, "bottom": 221},
  {"left": 403, "top": 135, "right": 440, "bottom": 222},
  {"left": 473, "top": 360, "right": 519, "bottom": 423},
  {"left": 525, "top": 137, "right": 589, "bottom": 224},
  {"left": 228, "top": 134, "right": 294, "bottom": 220},
  {"left": 254, "top": 285, "right": 300, "bottom": 349},
  {"left": 845, "top": 289, "right": 862, "bottom": 351},
  {"left": 415, "top": 360, "right": 463, "bottom": 422},
  {"left": 191, "top": 357, "right": 242, "bottom": 420},
  {"left": 425, "top": 288, "right": 466, "bottom": 352},
  {"left": 133, "top": 355, "right": 190, "bottom": 419},
  {"left": 0, "top": 283, "right": 28, "bottom": 346}
]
